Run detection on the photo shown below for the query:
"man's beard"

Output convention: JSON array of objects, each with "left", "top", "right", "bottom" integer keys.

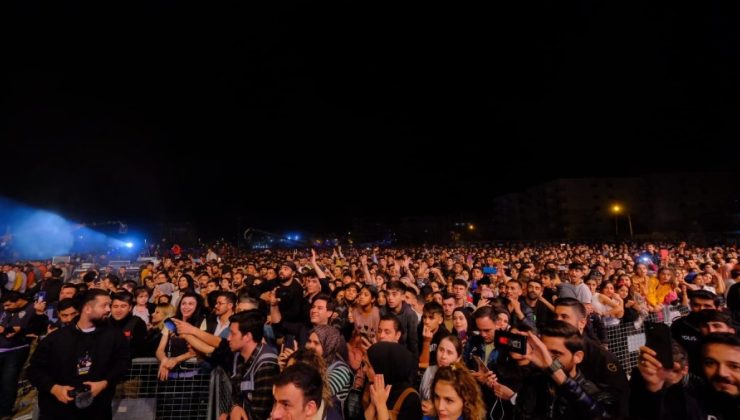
[
  {"left": 91, "top": 315, "right": 109, "bottom": 327},
  {"left": 711, "top": 374, "right": 736, "bottom": 389}
]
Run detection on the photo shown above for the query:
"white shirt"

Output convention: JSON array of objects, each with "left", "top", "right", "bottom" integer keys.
[{"left": 699, "top": 285, "right": 717, "bottom": 294}]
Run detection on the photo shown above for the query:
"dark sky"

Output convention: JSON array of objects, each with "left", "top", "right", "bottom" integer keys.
[{"left": 2, "top": 1, "right": 739, "bottom": 237}]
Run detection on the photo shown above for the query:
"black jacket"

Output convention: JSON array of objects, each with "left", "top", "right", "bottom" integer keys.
[
  {"left": 671, "top": 312, "right": 703, "bottom": 376},
  {"left": 109, "top": 313, "right": 149, "bottom": 358},
  {"left": 630, "top": 366, "right": 740, "bottom": 420},
  {"left": 515, "top": 369, "right": 618, "bottom": 420},
  {"left": 253, "top": 277, "right": 305, "bottom": 330},
  {"left": 728, "top": 282, "right": 740, "bottom": 324},
  {"left": 580, "top": 337, "right": 630, "bottom": 418},
  {"left": 40, "top": 278, "right": 64, "bottom": 304},
  {"left": 28, "top": 323, "right": 131, "bottom": 419}
]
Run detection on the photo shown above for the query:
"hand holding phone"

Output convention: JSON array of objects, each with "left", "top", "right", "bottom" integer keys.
[
  {"left": 163, "top": 318, "right": 177, "bottom": 335},
  {"left": 472, "top": 355, "right": 490, "bottom": 373},
  {"left": 645, "top": 322, "right": 673, "bottom": 369},
  {"left": 284, "top": 334, "right": 297, "bottom": 350}
]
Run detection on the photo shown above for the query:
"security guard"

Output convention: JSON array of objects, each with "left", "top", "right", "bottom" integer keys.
[{"left": 553, "top": 298, "right": 630, "bottom": 418}]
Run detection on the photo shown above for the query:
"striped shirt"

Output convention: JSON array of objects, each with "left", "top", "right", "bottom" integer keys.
[{"left": 328, "top": 360, "right": 353, "bottom": 402}]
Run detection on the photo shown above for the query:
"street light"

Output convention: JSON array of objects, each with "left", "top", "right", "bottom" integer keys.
[{"left": 610, "top": 203, "right": 633, "bottom": 240}]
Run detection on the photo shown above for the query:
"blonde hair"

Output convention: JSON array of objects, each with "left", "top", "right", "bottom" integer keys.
[{"left": 154, "top": 304, "right": 176, "bottom": 330}]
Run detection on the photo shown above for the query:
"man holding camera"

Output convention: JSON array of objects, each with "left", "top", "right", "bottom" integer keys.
[{"left": 28, "top": 290, "right": 130, "bottom": 419}]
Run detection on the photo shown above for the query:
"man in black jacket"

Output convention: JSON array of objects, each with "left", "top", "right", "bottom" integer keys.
[
  {"left": 28, "top": 290, "right": 130, "bottom": 420},
  {"left": 108, "top": 291, "right": 148, "bottom": 358},
  {"left": 670, "top": 290, "right": 720, "bottom": 376},
  {"left": 507, "top": 321, "right": 621, "bottom": 419},
  {"left": 553, "top": 298, "right": 630, "bottom": 418},
  {"left": 27, "top": 268, "right": 64, "bottom": 307},
  {"left": 255, "top": 261, "right": 305, "bottom": 338}
]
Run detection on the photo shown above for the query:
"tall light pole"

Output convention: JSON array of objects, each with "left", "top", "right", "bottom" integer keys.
[
  {"left": 611, "top": 205, "right": 621, "bottom": 237},
  {"left": 611, "top": 203, "right": 634, "bottom": 240}
]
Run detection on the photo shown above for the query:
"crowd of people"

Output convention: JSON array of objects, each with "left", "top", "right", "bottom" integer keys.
[{"left": 1, "top": 241, "right": 739, "bottom": 419}]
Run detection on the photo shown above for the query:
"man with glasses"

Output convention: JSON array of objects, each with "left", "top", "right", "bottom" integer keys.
[{"left": 200, "top": 291, "right": 236, "bottom": 340}]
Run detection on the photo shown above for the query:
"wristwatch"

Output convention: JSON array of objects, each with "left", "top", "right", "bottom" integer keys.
[{"left": 548, "top": 359, "right": 563, "bottom": 374}]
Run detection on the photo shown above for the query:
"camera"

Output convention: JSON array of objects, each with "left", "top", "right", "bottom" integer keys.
[
  {"left": 67, "top": 384, "right": 91, "bottom": 398},
  {"left": 68, "top": 384, "right": 93, "bottom": 409},
  {"left": 494, "top": 330, "right": 527, "bottom": 355}
]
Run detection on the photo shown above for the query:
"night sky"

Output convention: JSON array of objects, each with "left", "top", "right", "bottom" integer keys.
[{"left": 2, "top": 1, "right": 739, "bottom": 237}]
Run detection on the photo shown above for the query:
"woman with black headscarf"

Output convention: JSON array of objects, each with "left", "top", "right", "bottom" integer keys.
[{"left": 365, "top": 342, "right": 423, "bottom": 420}]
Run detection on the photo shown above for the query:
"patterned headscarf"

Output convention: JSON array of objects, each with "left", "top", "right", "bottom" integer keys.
[{"left": 310, "top": 325, "right": 347, "bottom": 364}]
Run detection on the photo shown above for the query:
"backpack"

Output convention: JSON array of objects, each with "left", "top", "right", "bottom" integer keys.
[{"left": 390, "top": 387, "right": 418, "bottom": 420}]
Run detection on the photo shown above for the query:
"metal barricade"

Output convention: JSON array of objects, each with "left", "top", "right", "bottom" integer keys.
[
  {"left": 604, "top": 306, "right": 690, "bottom": 375},
  {"left": 112, "top": 358, "right": 214, "bottom": 420}
]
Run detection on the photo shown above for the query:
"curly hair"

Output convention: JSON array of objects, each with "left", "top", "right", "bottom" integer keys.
[{"left": 431, "top": 363, "right": 485, "bottom": 420}]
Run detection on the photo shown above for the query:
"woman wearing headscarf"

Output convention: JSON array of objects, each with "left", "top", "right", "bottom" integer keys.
[
  {"left": 306, "top": 325, "right": 353, "bottom": 406},
  {"left": 365, "top": 342, "right": 423, "bottom": 420}
]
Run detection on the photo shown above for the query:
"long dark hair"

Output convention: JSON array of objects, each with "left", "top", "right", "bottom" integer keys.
[
  {"left": 177, "top": 274, "right": 196, "bottom": 292},
  {"left": 175, "top": 291, "right": 205, "bottom": 326}
]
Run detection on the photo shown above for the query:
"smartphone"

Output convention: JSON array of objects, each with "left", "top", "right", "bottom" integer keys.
[
  {"left": 483, "top": 267, "right": 498, "bottom": 275},
  {"left": 472, "top": 355, "right": 490, "bottom": 373},
  {"left": 284, "top": 334, "right": 296, "bottom": 349},
  {"left": 494, "top": 330, "right": 528, "bottom": 355},
  {"left": 660, "top": 249, "right": 669, "bottom": 260},
  {"left": 645, "top": 322, "right": 673, "bottom": 369},
  {"left": 36, "top": 291, "right": 47, "bottom": 303},
  {"left": 163, "top": 318, "right": 177, "bottom": 335}
]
